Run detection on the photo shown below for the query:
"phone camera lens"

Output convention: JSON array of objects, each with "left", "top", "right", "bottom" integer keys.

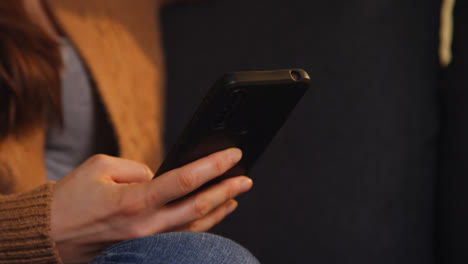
[{"left": 231, "top": 89, "right": 246, "bottom": 99}]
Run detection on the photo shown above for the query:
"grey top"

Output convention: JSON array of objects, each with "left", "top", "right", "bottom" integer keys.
[{"left": 45, "top": 37, "right": 116, "bottom": 181}]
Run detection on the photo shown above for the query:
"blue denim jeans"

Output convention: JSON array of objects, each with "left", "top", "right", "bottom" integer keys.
[{"left": 90, "top": 232, "right": 259, "bottom": 264}]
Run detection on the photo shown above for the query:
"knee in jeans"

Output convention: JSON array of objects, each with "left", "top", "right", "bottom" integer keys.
[{"left": 91, "top": 232, "right": 259, "bottom": 264}]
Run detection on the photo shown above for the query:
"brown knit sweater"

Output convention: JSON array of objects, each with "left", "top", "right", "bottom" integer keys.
[{"left": 0, "top": 0, "right": 165, "bottom": 263}]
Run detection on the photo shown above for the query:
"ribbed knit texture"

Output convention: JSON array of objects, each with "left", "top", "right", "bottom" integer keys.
[{"left": 0, "top": 182, "right": 62, "bottom": 264}]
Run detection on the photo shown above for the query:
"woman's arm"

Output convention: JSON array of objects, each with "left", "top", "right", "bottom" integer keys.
[
  {"left": 0, "top": 183, "right": 62, "bottom": 264},
  {"left": 0, "top": 148, "right": 251, "bottom": 264}
]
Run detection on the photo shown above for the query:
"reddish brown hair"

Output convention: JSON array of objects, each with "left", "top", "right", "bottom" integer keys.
[{"left": 0, "top": 1, "right": 62, "bottom": 138}]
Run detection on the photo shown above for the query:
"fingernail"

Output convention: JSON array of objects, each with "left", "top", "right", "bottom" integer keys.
[
  {"left": 226, "top": 200, "right": 238, "bottom": 215},
  {"left": 227, "top": 148, "right": 242, "bottom": 164},
  {"left": 240, "top": 178, "right": 253, "bottom": 192},
  {"left": 144, "top": 166, "right": 154, "bottom": 179}
]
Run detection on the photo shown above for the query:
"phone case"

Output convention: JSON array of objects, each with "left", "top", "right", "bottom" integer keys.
[{"left": 154, "top": 69, "right": 310, "bottom": 184}]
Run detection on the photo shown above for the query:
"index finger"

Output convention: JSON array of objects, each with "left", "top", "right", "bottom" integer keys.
[{"left": 148, "top": 148, "right": 242, "bottom": 206}]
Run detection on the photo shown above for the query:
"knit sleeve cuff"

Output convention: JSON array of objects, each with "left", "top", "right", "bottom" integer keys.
[{"left": 0, "top": 182, "right": 62, "bottom": 264}]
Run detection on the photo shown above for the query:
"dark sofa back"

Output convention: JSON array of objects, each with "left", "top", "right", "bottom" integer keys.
[{"left": 161, "top": 0, "right": 441, "bottom": 263}]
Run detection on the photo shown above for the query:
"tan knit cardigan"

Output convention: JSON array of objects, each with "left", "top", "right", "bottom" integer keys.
[{"left": 0, "top": 0, "right": 165, "bottom": 263}]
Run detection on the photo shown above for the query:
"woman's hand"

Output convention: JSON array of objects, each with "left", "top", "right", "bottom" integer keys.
[{"left": 50, "top": 148, "right": 252, "bottom": 264}]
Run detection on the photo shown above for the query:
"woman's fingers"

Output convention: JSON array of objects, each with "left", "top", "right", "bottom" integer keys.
[
  {"left": 149, "top": 148, "right": 242, "bottom": 206},
  {"left": 172, "top": 200, "right": 239, "bottom": 232},
  {"left": 114, "top": 149, "right": 250, "bottom": 236},
  {"left": 155, "top": 176, "right": 252, "bottom": 231},
  {"left": 84, "top": 154, "right": 153, "bottom": 183}
]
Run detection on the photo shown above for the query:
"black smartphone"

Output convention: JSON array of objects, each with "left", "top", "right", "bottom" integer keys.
[{"left": 154, "top": 69, "right": 310, "bottom": 184}]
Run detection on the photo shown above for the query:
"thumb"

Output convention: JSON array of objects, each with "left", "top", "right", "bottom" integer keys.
[{"left": 104, "top": 157, "right": 154, "bottom": 184}]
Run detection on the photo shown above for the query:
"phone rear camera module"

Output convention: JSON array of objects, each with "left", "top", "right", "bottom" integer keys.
[
  {"left": 229, "top": 89, "right": 246, "bottom": 108},
  {"left": 212, "top": 106, "right": 233, "bottom": 130},
  {"left": 236, "top": 125, "right": 249, "bottom": 136},
  {"left": 290, "top": 70, "right": 302, "bottom": 81},
  {"left": 212, "top": 115, "right": 226, "bottom": 130},
  {"left": 231, "top": 89, "right": 246, "bottom": 96}
]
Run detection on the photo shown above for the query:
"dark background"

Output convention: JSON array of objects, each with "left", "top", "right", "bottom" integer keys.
[
  {"left": 438, "top": 2, "right": 468, "bottom": 263},
  {"left": 161, "top": 0, "right": 441, "bottom": 263}
]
